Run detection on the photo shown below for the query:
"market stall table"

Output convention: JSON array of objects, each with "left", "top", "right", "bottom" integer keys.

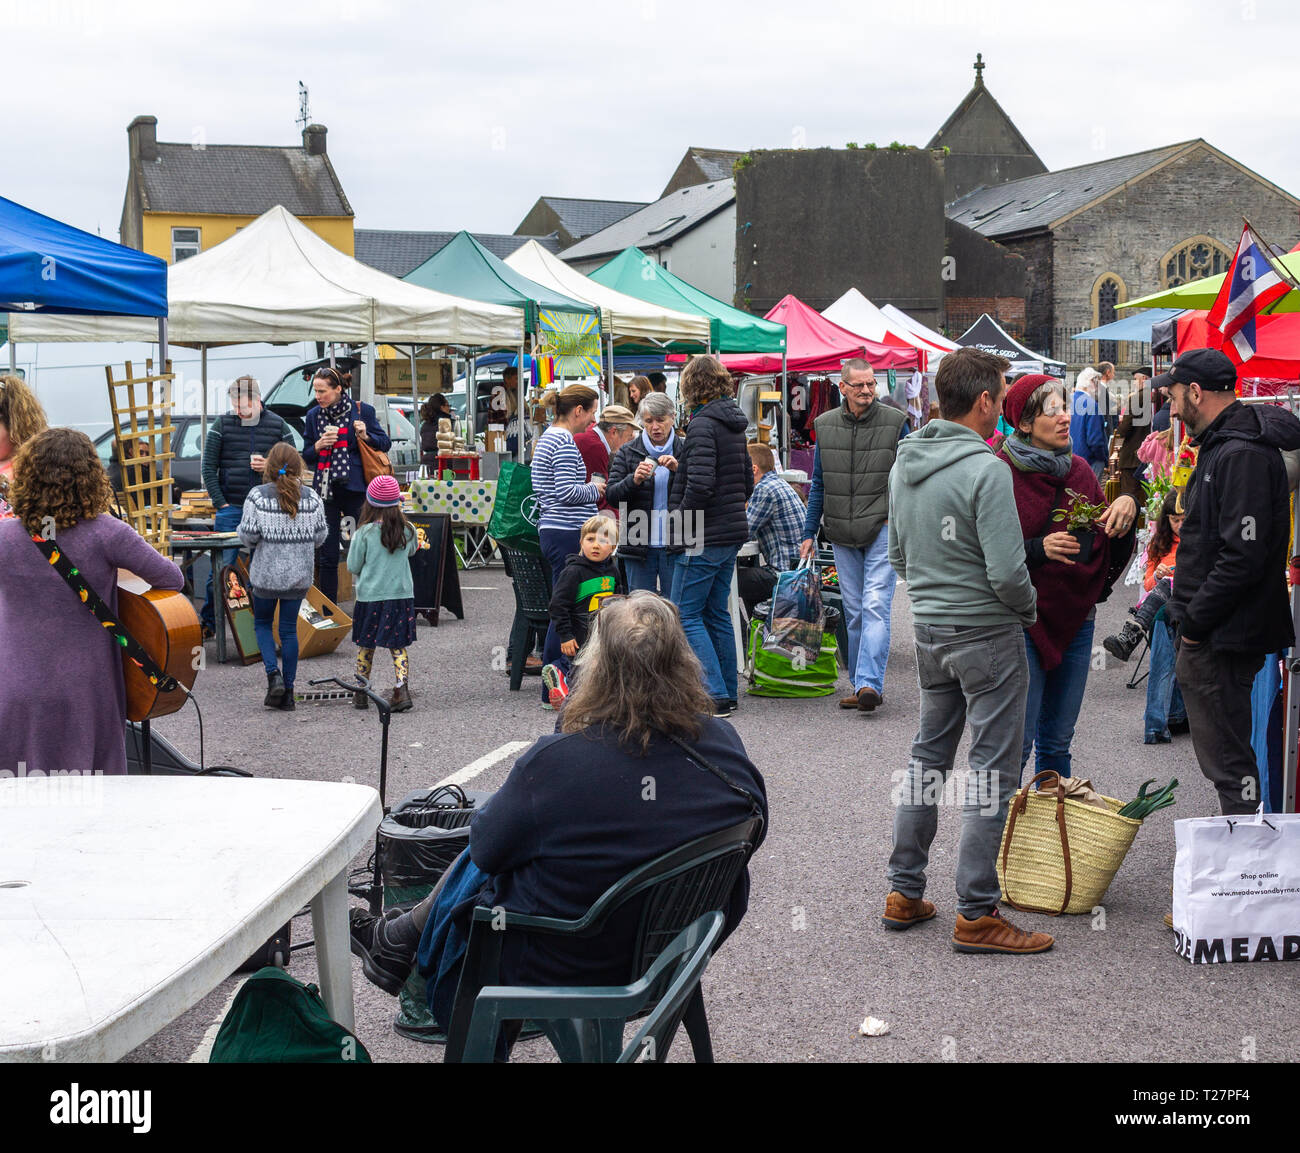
[
  {"left": 409, "top": 477, "right": 498, "bottom": 568},
  {"left": 0, "top": 776, "right": 381, "bottom": 1062},
  {"left": 169, "top": 529, "right": 242, "bottom": 664}
]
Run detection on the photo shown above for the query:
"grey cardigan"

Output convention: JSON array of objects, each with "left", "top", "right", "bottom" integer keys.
[{"left": 238, "top": 483, "right": 328, "bottom": 598}]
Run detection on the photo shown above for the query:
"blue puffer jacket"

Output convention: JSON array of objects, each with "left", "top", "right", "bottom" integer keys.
[{"left": 301, "top": 401, "right": 392, "bottom": 497}]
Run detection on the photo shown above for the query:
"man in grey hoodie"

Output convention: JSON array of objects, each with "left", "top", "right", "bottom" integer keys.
[{"left": 883, "top": 347, "right": 1054, "bottom": 955}]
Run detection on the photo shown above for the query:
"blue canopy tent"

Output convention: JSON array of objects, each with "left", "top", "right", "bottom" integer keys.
[
  {"left": 1, "top": 194, "right": 168, "bottom": 370},
  {"left": 1070, "top": 308, "right": 1183, "bottom": 343}
]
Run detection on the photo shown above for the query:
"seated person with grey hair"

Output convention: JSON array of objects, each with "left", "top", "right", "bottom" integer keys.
[{"left": 606, "top": 391, "right": 681, "bottom": 593}]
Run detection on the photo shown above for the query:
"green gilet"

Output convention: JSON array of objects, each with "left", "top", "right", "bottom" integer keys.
[{"left": 814, "top": 400, "right": 906, "bottom": 549}]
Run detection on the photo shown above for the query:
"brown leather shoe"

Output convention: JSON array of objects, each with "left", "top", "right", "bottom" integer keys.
[
  {"left": 881, "top": 891, "right": 936, "bottom": 931},
  {"left": 839, "top": 694, "right": 862, "bottom": 709},
  {"left": 952, "top": 908, "right": 1054, "bottom": 954},
  {"left": 524, "top": 654, "right": 544, "bottom": 676},
  {"left": 857, "top": 687, "right": 882, "bottom": 712},
  {"left": 1163, "top": 912, "right": 1174, "bottom": 930},
  {"left": 389, "top": 684, "right": 413, "bottom": 713}
]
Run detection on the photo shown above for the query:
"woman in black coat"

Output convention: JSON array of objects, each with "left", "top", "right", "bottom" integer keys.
[
  {"left": 667, "top": 356, "right": 753, "bottom": 716},
  {"left": 606, "top": 391, "right": 682, "bottom": 594}
]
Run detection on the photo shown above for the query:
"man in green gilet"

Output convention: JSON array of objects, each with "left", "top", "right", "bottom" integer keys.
[{"left": 799, "top": 358, "right": 908, "bottom": 713}]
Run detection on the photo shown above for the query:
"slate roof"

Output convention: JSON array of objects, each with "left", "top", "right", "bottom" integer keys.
[
  {"left": 354, "top": 230, "right": 562, "bottom": 278},
  {"left": 537, "top": 197, "right": 647, "bottom": 241},
  {"left": 138, "top": 142, "right": 353, "bottom": 217},
  {"left": 946, "top": 142, "right": 1195, "bottom": 237},
  {"left": 685, "top": 149, "right": 744, "bottom": 182},
  {"left": 559, "top": 180, "right": 735, "bottom": 262}
]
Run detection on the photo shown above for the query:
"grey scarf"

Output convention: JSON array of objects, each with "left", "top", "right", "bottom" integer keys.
[{"left": 1001, "top": 432, "right": 1072, "bottom": 478}]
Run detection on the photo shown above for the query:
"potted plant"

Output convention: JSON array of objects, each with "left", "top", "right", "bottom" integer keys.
[{"left": 1051, "top": 489, "right": 1109, "bottom": 563}]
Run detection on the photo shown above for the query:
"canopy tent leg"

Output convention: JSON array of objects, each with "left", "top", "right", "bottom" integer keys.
[
  {"left": 363, "top": 342, "right": 376, "bottom": 407},
  {"left": 7, "top": 329, "right": 14, "bottom": 372},
  {"left": 467, "top": 353, "right": 475, "bottom": 446},
  {"left": 409, "top": 344, "right": 420, "bottom": 466},
  {"left": 200, "top": 345, "right": 208, "bottom": 455},
  {"left": 780, "top": 348, "right": 789, "bottom": 468},
  {"left": 607, "top": 332, "right": 614, "bottom": 412},
  {"left": 1286, "top": 389, "right": 1300, "bottom": 814},
  {"left": 517, "top": 342, "right": 526, "bottom": 464}
]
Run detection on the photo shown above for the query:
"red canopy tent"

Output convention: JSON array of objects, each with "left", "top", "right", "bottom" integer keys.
[
  {"left": 720, "top": 294, "right": 922, "bottom": 373},
  {"left": 1176, "top": 309, "right": 1300, "bottom": 388}
]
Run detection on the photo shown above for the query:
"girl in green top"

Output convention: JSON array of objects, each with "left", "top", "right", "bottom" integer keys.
[{"left": 347, "top": 476, "right": 419, "bottom": 712}]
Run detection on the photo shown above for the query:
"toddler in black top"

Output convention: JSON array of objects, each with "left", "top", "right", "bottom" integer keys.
[{"left": 542, "top": 516, "right": 624, "bottom": 706}]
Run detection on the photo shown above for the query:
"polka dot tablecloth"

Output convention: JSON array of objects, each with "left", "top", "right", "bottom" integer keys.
[{"left": 408, "top": 479, "right": 497, "bottom": 525}]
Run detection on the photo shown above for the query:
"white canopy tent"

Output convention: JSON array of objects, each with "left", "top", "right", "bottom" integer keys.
[
  {"left": 822, "top": 288, "right": 950, "bottom": 362},
  {"left": 878, "top": 303, "right": 961, "bottom": 353}
]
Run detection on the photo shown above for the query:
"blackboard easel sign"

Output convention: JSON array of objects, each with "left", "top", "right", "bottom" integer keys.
[
  {"left": 408, "top": 512, "right": 464, "bottom": 626},
  {"left": 221, "top": 560, "right": 263, "bottom": 665}
]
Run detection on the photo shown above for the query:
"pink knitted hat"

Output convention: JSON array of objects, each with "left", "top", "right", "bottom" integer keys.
[{"left": 366, "top": 475, "right": 403, "bottom": 507}]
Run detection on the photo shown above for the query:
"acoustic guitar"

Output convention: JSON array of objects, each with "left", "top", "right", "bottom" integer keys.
[{"left": 117, "top": 570, "right": 202, "bottom": 722}]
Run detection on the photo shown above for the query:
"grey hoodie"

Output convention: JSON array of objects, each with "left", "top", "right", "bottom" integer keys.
[{"left": 888, "top": 420, "right": 1036, "bottom": 627}]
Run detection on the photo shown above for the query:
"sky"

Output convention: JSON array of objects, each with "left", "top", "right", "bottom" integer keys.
[{"left": 9, "top": 0, "right": 1300, "bottom": 241}]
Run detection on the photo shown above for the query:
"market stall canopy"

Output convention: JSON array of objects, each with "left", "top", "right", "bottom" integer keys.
[
  {"left": 1120, "top": 248, "right": 1300, "bottom": 312},
  {"left": 588, "top": 247, "right": 786, "bottom": 353},
  {"left": 504, "top": 239, "right": 710, "bottom": 347},
  {"left": 1172, "top": 309, "right": 1300, "bottom": 381},
  {"left": 821, "top": 288, "right": 947, "bottom": 367},
  {"left": 404, "top": 230, "right": 595, "bottom": 337},
  {"left": 0, "top": 194, "right": 166, "bottom": 318},
  {"left": 9, "top": 207, "right": 524, "bottom": 347},
  {"left": 1071, "top": 309, "right": 1184, "bottom": 342},
  {"left": 955, "top": 314, "right": 1066, "bottom": 377},
  {"left": 723, "top": 294, "right": 920, "bottom": 374},
  {"left": 879, "top": 304, "right": 961, "bottom": 352}
]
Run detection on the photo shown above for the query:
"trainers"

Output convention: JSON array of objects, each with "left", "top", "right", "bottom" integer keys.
[
  {"left": 349, "top": 907, "right": 416, "bottom": 996},
  {"left": 857, "top": 687, "right": 882, "bottom": 712},
  {"left": 541, "top": 664, "right": 569, "bottom": 703},
  {"left": 1102, "top": 620, "right": 1144, "bottom": 662},
  {"left": 711, "top": 698, "right": 735, "bottom": 718},
  {"left": 952, "top": 908, "right": 1054, "bottom": 954},
  {"left": 881, "top": 891, "right": 936, "bottom": 931}
]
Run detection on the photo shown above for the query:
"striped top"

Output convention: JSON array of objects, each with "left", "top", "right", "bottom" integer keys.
[{"left": 532, "top": 426, "right": 600, "bottom": 531}]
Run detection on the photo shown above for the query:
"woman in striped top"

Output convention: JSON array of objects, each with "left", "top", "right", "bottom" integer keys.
[{"left": 531, "top": 384, "right": 604, "bottom": 705}]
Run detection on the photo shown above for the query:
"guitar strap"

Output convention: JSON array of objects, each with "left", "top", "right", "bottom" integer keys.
[{"left": 28, "top": 532, "right": 181, "bottom": 693}]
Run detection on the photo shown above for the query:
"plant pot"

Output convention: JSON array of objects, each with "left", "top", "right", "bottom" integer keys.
[{"left": 1069, "top": 529, "right": 1096, "bottom": 564}]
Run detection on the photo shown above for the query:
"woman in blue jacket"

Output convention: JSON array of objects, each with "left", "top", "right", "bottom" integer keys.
[{"left": 301, "top": 365, "right": 391, "bottom": 605}]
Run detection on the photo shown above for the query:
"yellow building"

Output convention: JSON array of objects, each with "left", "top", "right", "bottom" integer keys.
[{"left": 119, "top": 116, "right": 354, "bottom": 263}]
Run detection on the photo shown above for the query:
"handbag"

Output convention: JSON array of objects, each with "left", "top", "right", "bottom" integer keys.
[
  {"left": 765, "top": 558, "right": 825, "bottom": 664},
  {"left": 357, "top": 435, "right": 393, "bottom": 485}
]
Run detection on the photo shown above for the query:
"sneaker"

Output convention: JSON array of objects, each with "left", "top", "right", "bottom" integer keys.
[
  {"left": 540, "top": 700, "right": 556, "bottom": 712},
  {"left": 857, "top": 687, "right": 882, "bottom": 712},
  {"left": 389, "top": 684, "right": 413, "bottom": 713},
  {"left": 952, "top": 908, "right": 1054, "bottom": 954},
  {"left": 1102, "top": 620, "right": 1144, "bottom": 662},
  {"left": 541, "top": 664, "right": 569, "bottom": 702},
  {"left": 881, "top": 891, "right": 937, "bottom": 931},
  {"left": 349, "top": 907, "right": 416, "bottom": 996},
  {"left": 711, "top": 698, "right": 735, "bottom": 718},
  {"left": 264, "top": 670, "right": 286, "bottom": 708}
]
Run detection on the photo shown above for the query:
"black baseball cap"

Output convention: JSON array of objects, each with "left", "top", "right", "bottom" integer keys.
[{"left": 1151, "top": 348, "right": 1237, "bottom": 392}]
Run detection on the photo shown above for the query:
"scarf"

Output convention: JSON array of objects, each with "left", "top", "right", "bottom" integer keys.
[
  {"left": 313, "top": 394, "right": 354, "bottom": 501},
  {"left": 997, "top": 443, "right": 1110, "bottom": 671},
  {"left": 641, "top": 430, "right": 677, "bottom": 548},
  {"left": 1000, "top": 432, "right": 1073, "bottom": 478}
]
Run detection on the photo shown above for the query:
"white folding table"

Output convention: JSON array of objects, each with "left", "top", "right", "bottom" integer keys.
[{"left": 0, "top": 776, "right": 381, "bottom": 1062}]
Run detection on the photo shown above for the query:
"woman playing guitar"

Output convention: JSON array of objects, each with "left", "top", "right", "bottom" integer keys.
[{"left": 0, "top": 429, "right": 187, "bottom": 776}]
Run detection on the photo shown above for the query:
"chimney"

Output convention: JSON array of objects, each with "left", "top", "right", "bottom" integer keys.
[
  {"left": 303, "top": 124, "right": 327, "bottom": 156},
  {"left": 128, "top": 115, "right": 158, "bottom": 162}
]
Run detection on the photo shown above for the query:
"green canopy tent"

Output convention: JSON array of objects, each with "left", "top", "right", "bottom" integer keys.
[
  {"left": 1120, "top": 249, "right": 1300, "bottom": 312},
  {"left": 404, "top": 230, "right": 600, "bottom": 459}
]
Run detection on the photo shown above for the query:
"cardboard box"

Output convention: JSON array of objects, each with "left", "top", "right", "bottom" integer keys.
[
  {"left": 336, "top": 561, "right": 354, "bottom": 605},
  {"left": 374, "top": 358, "right": 452, "bottom": 396},
  {"left": 273, "top": 585, "right": 351, "bottom": 659}
]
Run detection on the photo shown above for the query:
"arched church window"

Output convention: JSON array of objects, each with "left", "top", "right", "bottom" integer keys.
[
  {"left": 1161, "top": 237, "right": 1231, "bottom": 288},
  {"left": 1096, "top": 277, "right": 1120, "bottom": 365}
]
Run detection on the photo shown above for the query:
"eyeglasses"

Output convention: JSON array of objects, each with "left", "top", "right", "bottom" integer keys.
[{"left": 840, "top": 379, "right": 876, "bottom": 391}]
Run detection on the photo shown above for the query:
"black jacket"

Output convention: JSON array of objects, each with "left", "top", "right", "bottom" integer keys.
[
  {"left": 201, "top": 410, "right": 296, "bottom": 509},
  {"left": 1168, "top": 401, "right": 1300, "bottom": 651},
  {"left": 606, "top": 431, "right": 683, "bottom": 560},
  {"left": 548, "top": 553, "right": 622, "bottom": 645},
  {"left": 668, "top": 398, "right": 753, "bottom": 552}
]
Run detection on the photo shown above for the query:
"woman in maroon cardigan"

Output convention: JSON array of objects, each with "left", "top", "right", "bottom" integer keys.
[{"left": 997, "top": 374, "right": 1138, "bottom": 778}]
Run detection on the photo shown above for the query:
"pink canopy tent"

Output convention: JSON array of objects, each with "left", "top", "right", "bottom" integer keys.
[
  {"left": 1175, "top": 309, "right": 1300, "bottom": 385},
  {"left": 720, "top": 294, "right": 922, "bottom": 373}
]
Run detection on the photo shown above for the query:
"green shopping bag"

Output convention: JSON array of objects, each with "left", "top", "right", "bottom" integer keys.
[
  {"left": 487, "top": 460, "right": 542, "bottom": 555},
  {"left": 745, "top": 619, "right": 840, "bottom": 698},
  {"left": 209, "top": 967, "right": 371, "bottom": 1063}
]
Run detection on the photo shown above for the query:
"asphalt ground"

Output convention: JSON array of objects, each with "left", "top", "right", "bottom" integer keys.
[{"left": 121, "top": 567, "right": 1299, "bottom": 1066}]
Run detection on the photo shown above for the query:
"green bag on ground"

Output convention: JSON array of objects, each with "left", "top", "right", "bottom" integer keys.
[
  {"left": 745, "top": 619, "right": 840, "bottom": 698},
  {"left": 209, "top": 966, "right": 371, "bottom": 1063},
  {"left": 487, "top": 460, "right": 542, "bottom": 555}
]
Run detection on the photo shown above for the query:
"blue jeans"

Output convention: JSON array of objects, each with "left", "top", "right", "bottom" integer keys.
[
  {"left": 1020, "top": 619, "right": 1095, "bottom": 779},
  {"left": 539, "top": 527, "right": 582, "bottom": 703},
  {"left": 1142, "top": 617, "right": 1186, "bottom": 739},
  {"left": 832, "top": 530, "right": 897, "bottom": 696},
  {"left": 623, "top": 548, "right": 673, "bottom": 594},
  {"left": 670, "top": 544, "right": 740, "bottom": 701},
  {"left": 201, "top": 503, "right": 245, "bottom": 629},
  {"left": 252, "top": 595, "right": 302, "bottom": 688}
]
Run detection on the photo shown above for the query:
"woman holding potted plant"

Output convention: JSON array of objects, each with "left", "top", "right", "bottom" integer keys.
[{"left": 997, "top": 374, "right": 1138, "bottom": 778}]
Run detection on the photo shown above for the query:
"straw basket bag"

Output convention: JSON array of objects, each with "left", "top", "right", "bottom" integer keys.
[{"left": 997, "top": 770, "right": 1142, "bottom": 915}]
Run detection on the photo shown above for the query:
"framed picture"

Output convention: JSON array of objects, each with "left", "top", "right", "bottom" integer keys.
[{"left": 221, "top": 560, "right": 263, "bottom": 666}]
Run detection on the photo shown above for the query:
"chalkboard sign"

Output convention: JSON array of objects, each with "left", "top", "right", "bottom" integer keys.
[
  {"left": 221, "top": 560, "right": 263, "bottom": 665},
  {"left": 408, "top": 512, "right": 464, "bottom": 626}
]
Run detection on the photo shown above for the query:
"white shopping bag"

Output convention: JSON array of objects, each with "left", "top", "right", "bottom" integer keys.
[{"left": 1171, "top": 809, "right": 1300, "bottom": 963}]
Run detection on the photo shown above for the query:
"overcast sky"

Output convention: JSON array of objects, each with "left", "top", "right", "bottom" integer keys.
[{"left": 9, "top": 0, "right": 1300, "bottom": 243}]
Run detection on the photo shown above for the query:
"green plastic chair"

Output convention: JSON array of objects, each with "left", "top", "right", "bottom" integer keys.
[
  {"left": 459, "top": 911, "right": 725, "bottom": 1063},
  {"left": 443, "top": 816, "right": 763, "bottom": 1063}
]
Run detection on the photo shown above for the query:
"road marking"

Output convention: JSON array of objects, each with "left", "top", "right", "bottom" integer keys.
[
  {"left": 188, "top": 978, "right": 245, "bottom": 1062},
  {"left": 436, "top": 740, "right": 531, "bottom": 788}
]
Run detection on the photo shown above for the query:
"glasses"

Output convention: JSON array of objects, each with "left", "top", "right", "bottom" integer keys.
[
  {"left": 1039, "top": 403, "right": 1068, "bottom": 417},
  {"left": 841, "top": 379, "right": 877, "bottom": 392}
]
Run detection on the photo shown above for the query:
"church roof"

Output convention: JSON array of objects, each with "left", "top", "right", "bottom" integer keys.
[{"left": 946, "top": 141, "right": 1197, "bottom": 237}]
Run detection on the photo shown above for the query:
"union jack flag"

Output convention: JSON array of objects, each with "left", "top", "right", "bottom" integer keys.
[{"left": 1206, "top": 221, "right": 1300, "bottom": 363}]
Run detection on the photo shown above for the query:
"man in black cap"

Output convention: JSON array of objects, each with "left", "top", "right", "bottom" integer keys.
[{"left": 1163, "top": 348, "right": 1300, "bottom": 814}]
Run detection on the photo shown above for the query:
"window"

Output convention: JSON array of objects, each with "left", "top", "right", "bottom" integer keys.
[
  {"left": 647, "top": 215, "right": 685, "bottom": 236},
  {"left": 1095, "top": 277, "right": 1121, "bottom": 365},
  {"left": 1161, "top": 236, "right": 1230, "bottom": 288},
  {"left": 171, "top": 227, "right": 200, "bottom": 263}
]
